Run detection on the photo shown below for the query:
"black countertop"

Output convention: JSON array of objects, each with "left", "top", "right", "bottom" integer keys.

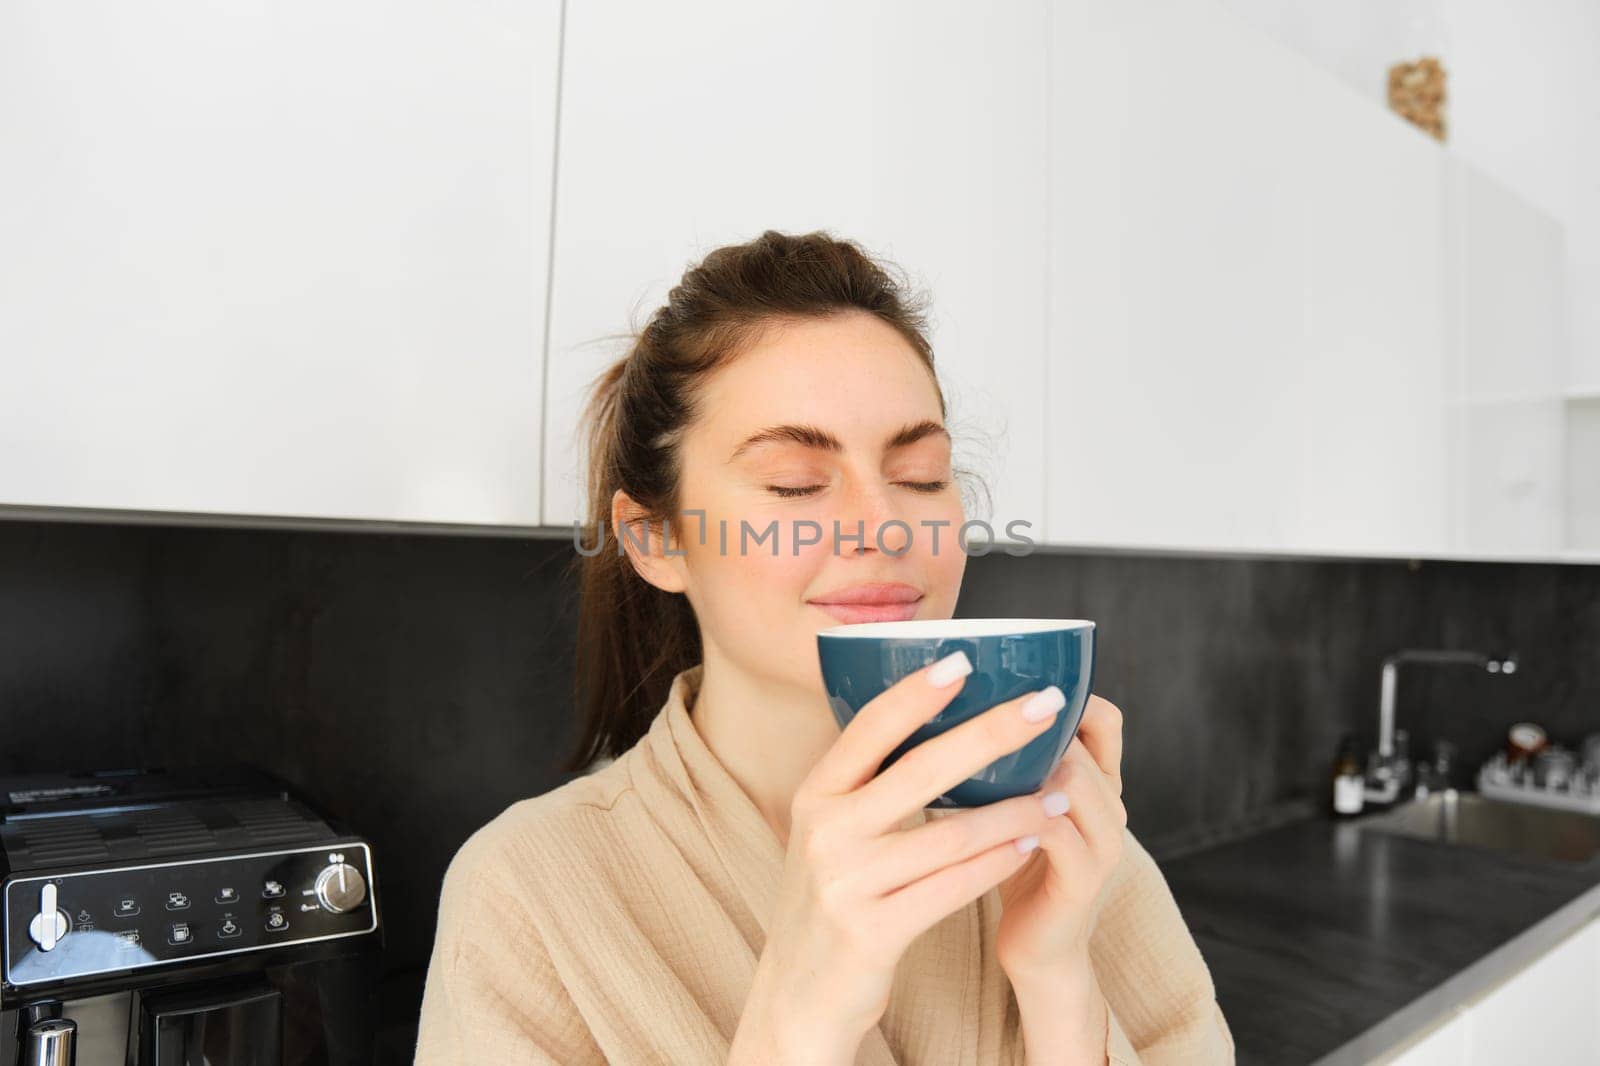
[{"left": 1160, "top": 809, "right": 1600, "bottom": 1065}]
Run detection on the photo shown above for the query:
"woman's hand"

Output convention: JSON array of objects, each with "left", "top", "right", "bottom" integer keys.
[
  {"left": 731, "top": 651, "right": 1073, "bottom": 1065},
  {"left": 994, "top": 695, "right": 1128, "bottom": 978}
]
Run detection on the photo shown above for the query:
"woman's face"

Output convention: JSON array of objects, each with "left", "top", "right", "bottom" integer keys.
[{"left": 632, "top": 310, "right": 968, "bottom": 696}]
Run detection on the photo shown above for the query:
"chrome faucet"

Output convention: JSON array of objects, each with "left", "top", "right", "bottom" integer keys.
[{"left": 1363, "top": 649, "right": 1519, "bottom": 804}]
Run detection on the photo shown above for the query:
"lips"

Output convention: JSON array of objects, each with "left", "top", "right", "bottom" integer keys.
[
  {"left": 808, "top": 583, "right": 924, "bottom": 625},
  {"left": 808, "top": 582, "right": 924, "bottom": 606}
]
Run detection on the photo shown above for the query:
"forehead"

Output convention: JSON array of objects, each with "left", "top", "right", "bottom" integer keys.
[{"left": 693, "top": 313, "right": 944, "bottom": 454}]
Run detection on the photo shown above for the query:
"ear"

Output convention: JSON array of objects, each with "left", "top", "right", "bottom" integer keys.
[{"left": 612, "top": 488, "right": 689, "bottom": 594}]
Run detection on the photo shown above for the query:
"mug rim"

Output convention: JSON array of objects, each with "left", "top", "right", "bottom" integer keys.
[{"left": 817, "top": 617, "right": 1095, "bottom": 640}]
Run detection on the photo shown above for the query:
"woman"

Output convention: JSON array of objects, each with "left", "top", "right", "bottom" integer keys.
[{"left": 414, "top": 230, "right": 1235, "bottom": 1064}]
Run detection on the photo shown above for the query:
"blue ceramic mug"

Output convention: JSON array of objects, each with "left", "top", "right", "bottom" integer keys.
[{"left": 816, "top": 618, "right": 1097, "bottom": 808}]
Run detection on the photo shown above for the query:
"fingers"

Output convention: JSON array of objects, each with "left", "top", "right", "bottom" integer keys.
[
  {"left": 857, "top": 791, "right": 1070, "bottom": 896},
  {"left": 849, "top": 684, "right": 1067, "bottom": 831},
  {"left": 877, "top": 835, "right": 1035, "bottom": 948},
  {"left": 1039, "top": 739, "right": 1126, "bottom": 862},
  {"left": 1074, "top": 696, "right": 1124, "bottom": 797},
  {"left": 806, "top": 651, "right": 973, "bottom": 798}
]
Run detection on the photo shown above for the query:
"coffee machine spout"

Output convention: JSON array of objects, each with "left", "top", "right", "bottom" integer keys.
[{"left": 22, "top": 1017, "right": 76, "bottom": 1066}]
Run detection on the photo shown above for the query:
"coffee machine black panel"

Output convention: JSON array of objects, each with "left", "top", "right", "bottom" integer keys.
[
  {"left": 4, "top": 842, "right": 376, "bottom": 992},
  {"left": 1, "top": 767, "right": 381, "bottom": 1065}
]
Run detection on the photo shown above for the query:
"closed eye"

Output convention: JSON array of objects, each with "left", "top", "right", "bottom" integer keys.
[{"left": 767, "top": 480, "right": 948, "bottom": 498}]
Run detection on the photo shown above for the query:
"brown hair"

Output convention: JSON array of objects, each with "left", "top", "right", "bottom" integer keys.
[{"left": 559, "top": 229, "right": 989, "bottom": 773}]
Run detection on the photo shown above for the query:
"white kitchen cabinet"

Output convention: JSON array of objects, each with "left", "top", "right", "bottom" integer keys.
[
  {"left": 2, "top": 0, "right": 1574, "bottom": 555},
  {"left": 1048, "top": 0, "right": 1311, "bottom": 554},
  {"left": 1446, "top": 161, "right": 1566, "bottom": 403},
  {"left": 1379, "top": 914, "right": 1600, "bottom": 1065},
  {"left": 0, "top": 0, "right": 560, "bottom": 525},
  {"left": 1459, "top": 914, "right": 1600, "bottom": 1064},
  {"left": 1046, "top": 0, "right": 1570, "bottom": 561},
  {"left": 1451, "top": 397, "right": 1566, "bottom": 555},
  {"left": 1382, "top": 1009, "right": 1471, "bottom": 1066},
  {"left": 542, "top": 0, "right": 1049, "bottom": 544},
  {"left": 1568, "top": 394, "right": 1600, "bottom": 551},
  {"left": 1288, "top": 64, "right": 1452, "bottom": 558},
  {"left": 1443, "top": 159, "right": 1568, "bottom": 556}
]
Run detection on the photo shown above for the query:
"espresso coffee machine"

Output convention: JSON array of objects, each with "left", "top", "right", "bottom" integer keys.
[{"left": 0, "top": 766, "right": 382, "bottom": 1066}]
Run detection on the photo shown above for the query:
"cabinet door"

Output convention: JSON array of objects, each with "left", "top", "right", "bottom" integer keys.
[
  {"left": 1384, "top": 1009, "right": 1471, "bottom": 1066},
  {"left": 1289, "top": 67, "right": 1452, "bottom": 558},
  {"left": 1447, "top": 161, "right": 1566, "bottom": 402},
  {"left": 1047, "top": 0, "right": 1309, "bottom": 553},
  {"left": 1567, "top": 395, "right": 1600, "bottom": 551},
  {"left": 1461, "top": 917, "right": 1600, "bottom": 1064},
  {"left": 1452, "top": 397, "right": 1565, "bottom": 554},
  {"left": 543, "top": 0, "right": 1049, "bottom": 543},
  {"left": 0, "top": 1, "right": 560, "bottom": 525},
  {"left": 1443, "top": 159, "right": 1567, "bottom": 555}
]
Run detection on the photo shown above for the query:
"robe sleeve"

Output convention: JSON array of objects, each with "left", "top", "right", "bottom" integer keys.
[
  {"left": 413, "top": 829, "right": 608, "bottom": 1065},
  {"left": 1090, "top": 827, "right": 1237, "bottom": 1064}
]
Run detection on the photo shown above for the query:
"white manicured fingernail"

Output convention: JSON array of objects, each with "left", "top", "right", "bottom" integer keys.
[
  {"left": 1015, "top": 835, "right": 1040, "bottom": 854},
  {"left": 927, "top": 651, "right": 973, "bottom": 688},
  {"left": 1021, "top": 686, "right": 1066, "bottom": 722},
  {"left": 1042, "top": 791, "right": 1070, "bottom": 817}
]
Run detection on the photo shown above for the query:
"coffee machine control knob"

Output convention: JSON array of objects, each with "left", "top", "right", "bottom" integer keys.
[
  {"left": 28, "top": 882, "right": 69, "bottom": 951},
  {"left": 313, "top": 862, "right": 367, "bottom": 914}
]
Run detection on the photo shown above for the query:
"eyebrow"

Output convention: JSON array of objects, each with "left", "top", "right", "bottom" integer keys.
[{"left": 727, "top": 419, "right": 950, "bottom": 463}]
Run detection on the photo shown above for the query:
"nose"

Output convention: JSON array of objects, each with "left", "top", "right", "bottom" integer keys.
[{"left": 833, "top": 476, "right": 912, "bottom": 556}]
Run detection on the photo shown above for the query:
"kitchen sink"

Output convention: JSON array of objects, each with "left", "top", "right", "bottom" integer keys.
[{"left": 1354, "top": 790, "right": 1600, "bottom": 865}]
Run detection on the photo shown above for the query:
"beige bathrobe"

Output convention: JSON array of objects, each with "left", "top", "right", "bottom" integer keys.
[{"left": 414, "top": 663, "right": 1235, "bottom": 1064}]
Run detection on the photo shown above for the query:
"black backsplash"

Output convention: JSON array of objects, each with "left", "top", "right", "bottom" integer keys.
[{"left": 2, "top": 517, "right": 1594, "bottom": 1060}]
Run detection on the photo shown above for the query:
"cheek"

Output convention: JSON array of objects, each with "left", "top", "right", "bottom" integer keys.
[
  {"left": 685, "top": 517, "right": 829, "bottom": 629},
  {"left": 912, "top": 497, "right": 968, "bottom": 615},
  {"left": 926, "top": 530, "right": 967, "bottom": 615}
]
